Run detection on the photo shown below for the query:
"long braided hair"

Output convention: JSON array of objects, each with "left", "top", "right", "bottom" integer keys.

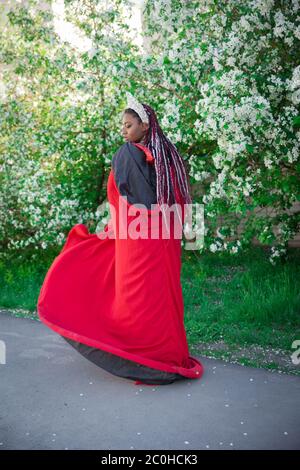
[{"left": 123, "top": 104, "right": 192, "bottom": 209}]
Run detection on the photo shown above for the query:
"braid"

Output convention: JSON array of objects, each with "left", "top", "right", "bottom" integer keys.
[{"left": 140, "top": 103, "right": 193, "bottom": 208}]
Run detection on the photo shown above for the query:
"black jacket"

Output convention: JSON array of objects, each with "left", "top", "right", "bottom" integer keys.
[{"left": 111, "top": 142, "right": 157, "bottom": 209}]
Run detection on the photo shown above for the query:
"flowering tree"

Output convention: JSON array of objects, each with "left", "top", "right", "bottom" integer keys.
[
  {"left": 0, "top": 0, "right": 299, "bottom": 266},
  {"left": 0, "top": 0, "right": 145, "bottom": 254},
  {"left": 141, "top": 0, "right": 300, "bottom": 264}
]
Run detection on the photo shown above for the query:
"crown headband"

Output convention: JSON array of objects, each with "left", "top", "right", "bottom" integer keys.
[{"left": 125, "top": 91, "right": 149, "bottom": 124}]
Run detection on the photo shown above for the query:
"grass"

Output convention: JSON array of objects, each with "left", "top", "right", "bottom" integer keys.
[
  {"left": 181, "top": 246, "right": 300, "bottom": 375},
  {"left": 0, "top": 247, "right": 61, "bottom": 312},
  {"left": 0, "top": 244, "right": 299, "bottom": 375}
]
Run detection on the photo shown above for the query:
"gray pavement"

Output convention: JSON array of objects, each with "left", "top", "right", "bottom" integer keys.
[{"left": 0, "top": 311, "right": 299, "bottom": 450}]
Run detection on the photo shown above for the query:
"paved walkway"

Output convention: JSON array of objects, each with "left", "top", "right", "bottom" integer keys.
[{"left": 0, "top": 311, "right": 299, "bottom": 450}]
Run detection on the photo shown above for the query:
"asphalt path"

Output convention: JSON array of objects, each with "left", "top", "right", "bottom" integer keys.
[{"left": 0, "top": 311, "right": 299, "bottom": 450}]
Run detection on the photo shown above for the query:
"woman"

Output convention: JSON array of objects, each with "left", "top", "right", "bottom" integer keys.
[{"left": 37, "top": 92, "right": 204, "bottom": 386}]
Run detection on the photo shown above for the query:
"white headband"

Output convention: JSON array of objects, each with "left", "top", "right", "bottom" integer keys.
[{"left": 125, "top": 91, "right": 149, "bottom": 124}]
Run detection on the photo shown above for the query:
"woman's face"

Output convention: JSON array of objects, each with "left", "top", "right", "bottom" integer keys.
[{"left": 121, "top": 113, "right": 149, "bottom": 143}]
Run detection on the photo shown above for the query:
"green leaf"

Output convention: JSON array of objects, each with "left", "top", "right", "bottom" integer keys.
[
  {"left": 292, "top": 115, "right": 300, "bottom": 127},
  {"left": 246, "top": 144, "right": 254, "bottom": 154}
]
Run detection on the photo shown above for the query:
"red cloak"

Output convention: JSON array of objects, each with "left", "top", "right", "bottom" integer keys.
[{"left": 37, "top": 142, "right": 204, "bottom": 385}]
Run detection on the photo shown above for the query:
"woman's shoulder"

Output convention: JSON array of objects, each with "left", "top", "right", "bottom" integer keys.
[
  {"left": 111, "top": 142, "right": 127, "bottom": 166},
  {"left": 112, "top": 142, "right": 145, "bottom": 168},
  {"left": 113, "top": 141, "right": 141, "bottom": 158}
]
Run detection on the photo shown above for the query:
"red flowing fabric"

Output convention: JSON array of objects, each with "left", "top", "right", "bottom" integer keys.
[{"left": 37, "top": 143, "right": 204, "bottom": 382}]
